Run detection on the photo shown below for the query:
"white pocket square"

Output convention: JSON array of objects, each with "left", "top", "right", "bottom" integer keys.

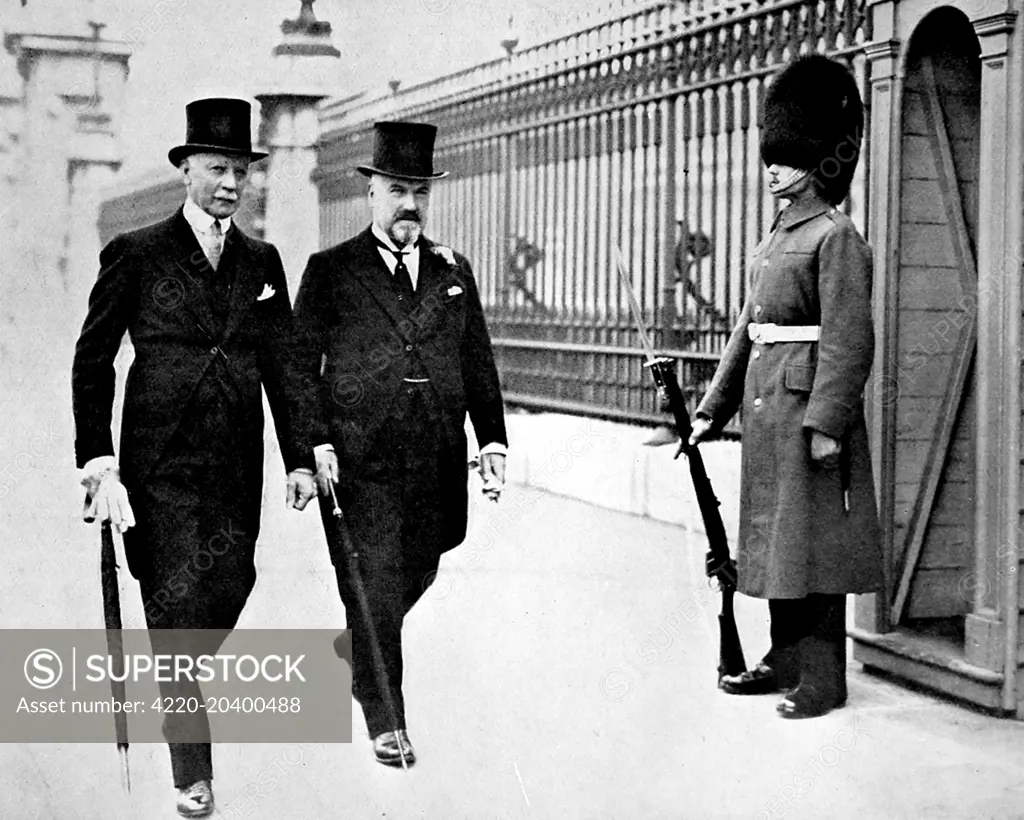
[
  {"left": 447, "top": 286, "right": 463, "bottom": 297},
  {"left": 257, "top": 284, "right": 276, "bottom": 301}
]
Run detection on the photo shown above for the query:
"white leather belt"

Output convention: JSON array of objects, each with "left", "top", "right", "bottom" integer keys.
[
  {"left": 403, "top": 377, "right": 430, "bottom": 383},
  {"left": 747, "top": 323, "right": 821, "bottom": 344}
]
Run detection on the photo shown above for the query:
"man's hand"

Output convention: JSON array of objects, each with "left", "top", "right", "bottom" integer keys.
[
  {"left": 479, "top": 452, "right": 506, "bottom": 502},
  {"left": 286, "top": 471, "right": 317, "bottom": 511},
  {"left": 688, "top": 416, "right": 714, "bottom": 447},
  {"left": 314, "top": 445, "right": 339, "bottom": 496},
  {"left": 80, "top": 458, "right": 135, "bottom": 533},
  {"left": 810, "top": 430, "right": 841, "bottom": 465}
]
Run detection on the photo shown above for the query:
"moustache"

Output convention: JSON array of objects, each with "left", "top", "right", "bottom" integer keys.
[{"left": 395, "top": 211, "right": 420, "bottom": 223}]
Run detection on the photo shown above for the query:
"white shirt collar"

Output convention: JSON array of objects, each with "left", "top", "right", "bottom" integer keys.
[
  {"left": 183, "top": 197, "right": 231, "bottom": 235},
  {"left": 370, "top": 223, "right": 421, "bottom": 288}
]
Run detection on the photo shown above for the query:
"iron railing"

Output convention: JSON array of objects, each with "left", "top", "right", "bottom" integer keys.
[{"left": 314, "top": 0, "right": 872, "bottom": 433}]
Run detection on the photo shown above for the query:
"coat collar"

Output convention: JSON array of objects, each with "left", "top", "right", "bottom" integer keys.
[{"left": 776, "top": 195, "right": 835, "bottom": 231}]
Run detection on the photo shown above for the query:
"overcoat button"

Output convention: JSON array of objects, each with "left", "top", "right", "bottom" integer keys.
[
  {"left": 405, "top": 344, "right": 413, "bottom": 352},
  {"left": 753, "top": 397, "right": 762, "bottom": 407}
]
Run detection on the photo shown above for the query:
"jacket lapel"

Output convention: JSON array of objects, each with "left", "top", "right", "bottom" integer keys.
[
  {"left": 412, "top": 239, "right": 451, "bottom": 336},
  {"left": 345, "top": 227, "right": 415, "bottom": 341},
  {"left": 153, "top": 208, "right": 221, "bottom": 341},
  {"left": 221, "top": 225, "right": 262, "bottom": 343}
]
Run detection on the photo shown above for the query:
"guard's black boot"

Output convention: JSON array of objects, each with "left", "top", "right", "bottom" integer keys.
[
  {"left": 721, "top": 646, "right": 798, "bottom": 695},
  {"left": 720, "top": 662, "right": 781, "bottom": 695},
  {"left": 777, "top": 597, "right": 846, "bottom": 718}
]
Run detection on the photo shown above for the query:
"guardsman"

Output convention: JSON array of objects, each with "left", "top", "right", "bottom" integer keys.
[{"left": 689, "top": 55, "right": 883, "bottom": 718}]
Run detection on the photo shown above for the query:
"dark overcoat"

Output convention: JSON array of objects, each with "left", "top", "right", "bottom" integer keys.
[
  {"left": 292, "top": 227, "right": 507, "bottom": 550},
  {"left": 696, "top": 196, "right": 884, "bottom": 599},
  {"left": 72, "top": 208, "right": 317, "bottom": 578}
]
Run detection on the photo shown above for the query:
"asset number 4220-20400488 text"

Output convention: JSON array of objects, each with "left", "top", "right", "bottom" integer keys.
[{"left": 154, "top": 696, "right": 302, "bottom": 714}]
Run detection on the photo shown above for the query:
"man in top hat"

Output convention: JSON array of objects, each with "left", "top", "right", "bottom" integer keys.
[
  {"left": 688, "top": 55, "right": 883, "bottom": 718},
  {"left": 72, "top": 98, "right": 318, "bottom": 815},
  {"left": 291, "top": 121, "right": 508, "bottom": 765}
]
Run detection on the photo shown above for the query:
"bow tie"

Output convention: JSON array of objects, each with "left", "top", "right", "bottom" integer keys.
[{"left": 374, "top": 238, "right": 416, "bottom": 258}]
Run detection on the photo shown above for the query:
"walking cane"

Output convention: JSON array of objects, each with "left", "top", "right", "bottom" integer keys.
[
  {"left": 325, "top": 482, "right": 409, "bottom": 770},
  {"left": 100, "top": 521, "right": 132, "bottom": 792}
]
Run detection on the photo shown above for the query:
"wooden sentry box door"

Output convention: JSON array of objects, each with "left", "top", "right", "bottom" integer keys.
[{"left": 890, "top": 12, "right": 982, "bottom": 624}]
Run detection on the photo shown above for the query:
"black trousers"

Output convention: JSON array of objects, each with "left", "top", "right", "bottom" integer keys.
[
  {"left": 763, "top": 594, "right": 847, "bottom": 702},
  {"left": 321, "top": 383, "right": 449, "bottom": 738},
  {"left": 126, "top": 423, "right": 261, "bottom": 789}
]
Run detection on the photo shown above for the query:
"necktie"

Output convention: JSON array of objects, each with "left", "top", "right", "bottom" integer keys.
[
  {"left": 377, "top": 242, "right": 415, "bottom": 305},
  {"left": 204, "top": 220, "right": 223, "bottom": 271},
  {"left": 205, "top": 221, "right": 230, "bottom": 319}
]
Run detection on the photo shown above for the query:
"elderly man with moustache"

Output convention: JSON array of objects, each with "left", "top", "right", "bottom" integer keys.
[
  {"left": 72, "top": 98, "right": 318, "bottom": 816},
  {"left": 292, "top": 121, "right": 508, "bottom": 766}
]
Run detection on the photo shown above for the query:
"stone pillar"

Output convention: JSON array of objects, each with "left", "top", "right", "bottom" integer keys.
[
  {"left": 68, "top": 160, "right": 122, "bottom": 329},
  {"left": 256, "top": 95, "right": 327, "bottom": 294},
  {"left": 2, "top": 30, "right": 130, "bottom": 384},
  {"left": 255, "top": 0, "right": 340, "bottom": 295}
]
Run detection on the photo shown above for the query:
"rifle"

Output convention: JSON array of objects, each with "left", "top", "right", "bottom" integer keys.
[{"left": 613, "top": 247, "right": 747, "bottom": 686}]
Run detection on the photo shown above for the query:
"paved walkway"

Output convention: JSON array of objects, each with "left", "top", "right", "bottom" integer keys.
[{"left": 4, "top": 451, "right": 1024, "bottom": 818}]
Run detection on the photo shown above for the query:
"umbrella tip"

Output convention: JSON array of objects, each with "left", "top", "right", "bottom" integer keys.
[{"left": 119, "top": 749, "right": 131, "bottom": 793}]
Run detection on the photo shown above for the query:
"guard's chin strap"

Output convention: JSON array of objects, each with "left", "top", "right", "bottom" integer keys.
[{"left": 769, "top": 168, "right": 810, "bottom": 196}]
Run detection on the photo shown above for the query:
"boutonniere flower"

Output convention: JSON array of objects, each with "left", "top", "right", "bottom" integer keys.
[{"left": 432, "top": 245, "right": 457, "bottom": 267}]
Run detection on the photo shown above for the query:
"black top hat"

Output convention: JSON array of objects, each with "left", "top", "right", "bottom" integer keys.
[
  {"left": 168, "top": 98, "right": 268, "bottom": 167},
  {"left": 759, "top": 55, "right": 864, "bottom": 205},
  {"left": 356, "top": 121, "right": 448, "bottom": 181}
]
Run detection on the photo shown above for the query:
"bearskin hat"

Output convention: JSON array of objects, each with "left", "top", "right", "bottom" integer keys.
[{"left": 759, "top": 54, "right": 864, "bottom": 206}]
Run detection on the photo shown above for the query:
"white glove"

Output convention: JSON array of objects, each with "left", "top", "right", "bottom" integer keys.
[
  {"left": 469, "top": 449, "right": 506, "bottom": 503},
  {"left": 81, "top": 457, "right": 136, "bottom": 533}
]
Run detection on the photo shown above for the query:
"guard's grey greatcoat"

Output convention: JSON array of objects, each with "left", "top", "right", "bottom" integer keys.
[{"left": 697, "top": 195, "right": 884, "bottom": 599}]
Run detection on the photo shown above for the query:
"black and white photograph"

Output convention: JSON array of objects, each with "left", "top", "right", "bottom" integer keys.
[{"left": 3, "top": 0, "right": 1024, "bottom": 817}]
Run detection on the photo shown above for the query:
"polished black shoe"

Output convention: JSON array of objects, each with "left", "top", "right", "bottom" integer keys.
[
  {"left": 372, "top": 729, "right": 416, "bottom": 767},
  {"left": 176, "top": 779, "right": 214, "bottom": 818},
  {"left": 776, "top": 684, "right": 846, "bottom": 719},
  {"left": 720, "top": 663, "right": 783, "bottom": 695}
]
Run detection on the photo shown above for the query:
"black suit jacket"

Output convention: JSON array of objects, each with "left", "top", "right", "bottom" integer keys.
[
  {"left": 293, "top": 228, "right": 507, "bottom": 537},
  {"left": 72, "top": 207, "right": 316, "bottom": 485}
]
